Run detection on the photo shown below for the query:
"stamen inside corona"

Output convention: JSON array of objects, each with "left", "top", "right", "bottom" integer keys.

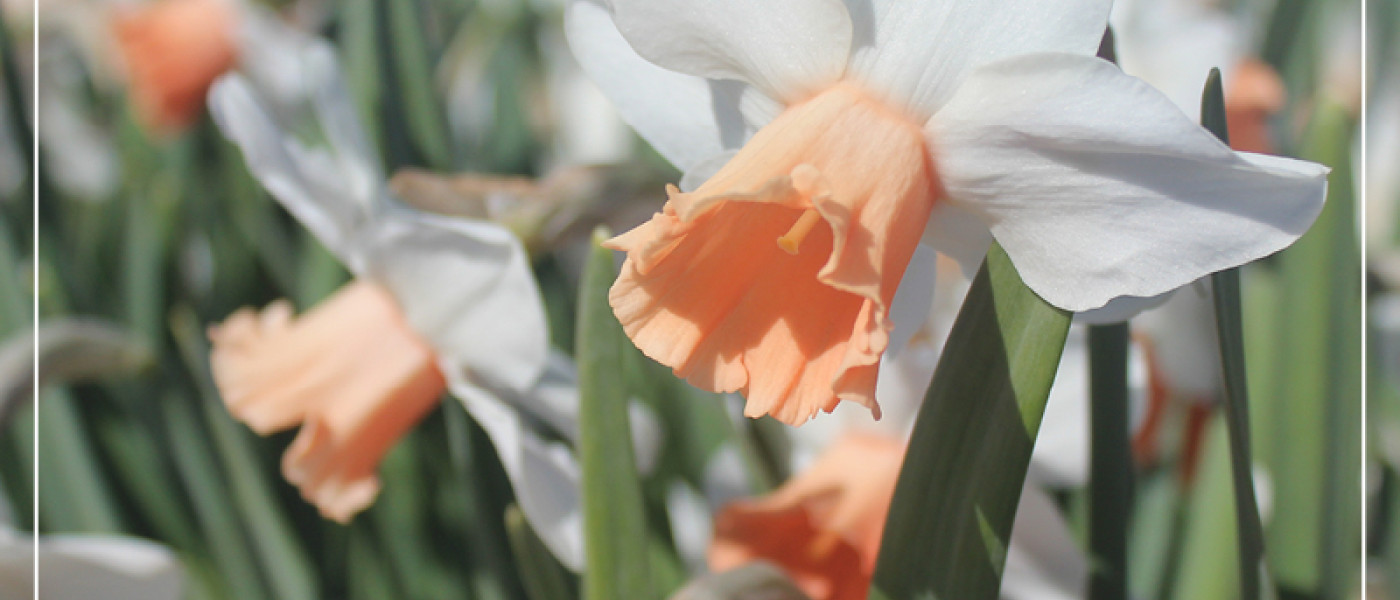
[{"left": 777, "top": 209, "right": 824, "bottom": 255}]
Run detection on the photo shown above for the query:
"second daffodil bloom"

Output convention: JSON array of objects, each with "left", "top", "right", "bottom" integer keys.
[
  {"left": 567, "top": 0, "right": 1329, "bottom": 425},
  {"left": 111, "top": 0, "right": 318, "bottom": 135},
  {"left": 708, "top": 432, "right": 1089, "bottom": 600},
  {"left": 112, "top": 0, "right": 238, "bottom": 133},
  {"left": 205, "top": 41, "right": 595, "bottom": 568}
]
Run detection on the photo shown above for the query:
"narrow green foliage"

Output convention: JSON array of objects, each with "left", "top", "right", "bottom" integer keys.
[
  {"left": 169, "top": 307, "right": 319, "bottom": 600},
  {"left": 162, "top": 392, "right": 267, "bottom": 600},
  {"left": 1170, "top": 420, "right": 1245, "bottom": 600},
  {"left": 1264, "top": 98, "right": 1361, "bottom": 599},
  {"left": 577, "top": 227, "right": 653, "bottom": 600},
  {"left": 1089, "top": 322, "right": 1132, "bottom": 600},
  {"left": 387, "top": 0, "right": 455, "bottom": 170},
  {"left": 1202, "top": 68, "right": 1267, "bottom": 600},
  {"left": 36, "top": 388, "right": 122, "bottom": 533},
  {"left": 869, "top": 243, "right": 1071, "bottom": 600},
  {"left": 338, "top": 0, "right": 384, "bottom": 158}
]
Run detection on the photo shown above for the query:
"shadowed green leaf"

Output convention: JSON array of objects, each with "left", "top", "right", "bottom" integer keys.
[
  {"left": 1088, "top": 322, "right": 1131, "bottom": 600},
  {"left": 869, "top": 242, "right": 1071, "bottom": 600}
]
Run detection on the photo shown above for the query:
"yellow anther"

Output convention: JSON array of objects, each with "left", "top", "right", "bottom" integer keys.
[{"left": 777, "top": 209, "right": 823, "bottom": 255}]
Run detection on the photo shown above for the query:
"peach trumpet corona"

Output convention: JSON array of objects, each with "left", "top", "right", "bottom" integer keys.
[
  {"left": 606, "top": 82, "right": 938, "bottom": 426},
  {"left": 208, "top": 281, "right": 446, "bottom": 522}
]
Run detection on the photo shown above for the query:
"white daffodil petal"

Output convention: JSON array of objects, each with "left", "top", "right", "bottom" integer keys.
[
  {"left": 363, "top": 207, "right": 549, "bottom": 395},
  {"left": 608, "top": 0, "right": 851, "bottom": 102},
  {"left": 20, "top": 535, "right": 183, "bottom": 600},
  {"left": 886, "top": 243, "right": 938, "bottom": 357},
  {"left": 678, "top": 150, "right": 737, "bottom": 192},
  {"left": 449, "top": 379, "right": 585, "bottom": 571},
  {"left": 1002, "top": 484, "right": 1088, "bottom": 600},
  {"left": 209, "top": 75, "right": 370, "bottom": 269},
  {"left": 930, "top": 53, "right": 1328, "bottom": 313},
  {"left": 565, "top": 0, "right": 755, "bottom": 171},
  {"left": 846, "top": 0, "right": 1110, "bottom": 117},
  {"left": 1074, "top": 291, "right": 1175, "bottom": 324},
  {"left": 920, "top": 200, "right": 992, "bottom": 281},
  {"left": 236, "top": 7, "right": 324, "bottom": 117},
  {"left": 1029, "top": 326, "right": 1090, "bottom": 487},
  {"left": 302, "top": 41, "right": 382, "bottom": 201}
]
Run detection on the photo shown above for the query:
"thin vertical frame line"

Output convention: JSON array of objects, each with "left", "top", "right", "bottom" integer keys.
[
  {"left": 30, "top": 0, "right": 39, "bottom": 596},
  {"left": 1359, "top": 0, "right": 1369, "bottom": 595}
]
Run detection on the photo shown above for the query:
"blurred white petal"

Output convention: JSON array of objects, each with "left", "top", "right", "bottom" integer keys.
[
  {"left": 1002, "top": 484, "right": 1087, "bottom": 600},
  {"left": 0, "top": 532, "right": 183, "bottom": 600},
  {"left": 362, "top": 208, "right": 549, "bottom": 394},
  {"left": 208, "top": 75, "right": 374, "bottom": 269},
  {"left": 666, "top": 482, "right": 714, "bottom": 572},
  {"left": 1030, "top": 325, "right": 1151, "bottom": 487},
  {"left": 1110, "top": 0, "right": 1245, "bottom": 119},
  {"left": 538, "top": 23, "right": 635, "bottom": 166},
  {"left": 449, "top": 379, "right": 586, "bottom": 570},
  {"left": 1133, "top": 280, "right": 1222, "bottom": 398}
]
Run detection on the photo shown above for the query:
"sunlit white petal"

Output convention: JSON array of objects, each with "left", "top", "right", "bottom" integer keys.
[
  {"left": 846, "top": 0, "right": 1111, "bottom": 117},
  {"left": 608, "top": 0, "right": 851, "bottom": 102},
  {"left": 930, "top": 53, "right": 1328, "bottom": 312},
  {"left": 565, "top": 0, "right": 753, "bottom": 171}
]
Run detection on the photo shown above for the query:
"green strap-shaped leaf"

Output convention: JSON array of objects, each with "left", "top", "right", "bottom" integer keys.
[
  {"left": 386, "top": 0, "right": 454, "bottom": 170},
  {"left": 869, "top": 242, "right": 1071, "bottom": 600},
  {"left": 1264, "top": 97, "right": 1360, "bottom": 598},
  {"left": 1200, "top": 68, "right": 1268, "bottom": 600},
  {"left": 577, "top": 226, "right": 653, "bottom": 600},
  {"left": 1088, "top": 322, "right": 1132, "bottom": 600}
]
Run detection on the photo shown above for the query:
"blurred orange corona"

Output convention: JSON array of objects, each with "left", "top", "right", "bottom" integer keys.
[
  {"left": 709, "top": 433, "right": 905, "bottom": 600},
  {"left": 1225, "top": 58, "right": 1287, "bottom": 155},
  {"left": 208, "top": 281, "right": 447, "bottom": 522},
  {"left": 112, "top": 0, "right": 237, "bottom": 135}
]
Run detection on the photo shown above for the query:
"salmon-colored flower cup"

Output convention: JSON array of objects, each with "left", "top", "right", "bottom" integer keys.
[
  {"left": 112, "top": 0, "right": 238, "bottom": 135},
  {"left": 607, "top": 83, "right": 937, "bottom": 426},
  {"left": 208, "top": 280, "right": 447, "bottom": 522},
  {"left": 709, "top": 433, "right": 905, "bottom": 600}
]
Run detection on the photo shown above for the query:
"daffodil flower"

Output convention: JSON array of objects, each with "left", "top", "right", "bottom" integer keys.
[
  {"left": 111, "top": 0, "right": 321, "bottom": 135},
  {"left": 567, "top": 0, "right": 1329, "bottom": 425},
  {"left": 206, "top": 41, "right": 593, "bottom": 568},
  {"left": 705, "top": 432, "right": 1089, "bottom": 600}
]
